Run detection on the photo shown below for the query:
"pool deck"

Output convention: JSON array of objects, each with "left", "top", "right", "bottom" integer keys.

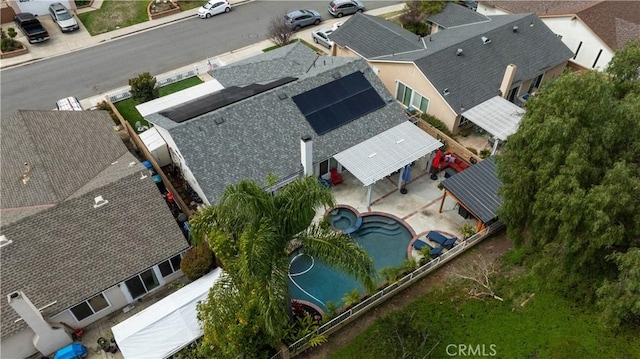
[{"left": 317, "top": 157, "right": 477, "bottom": 244}]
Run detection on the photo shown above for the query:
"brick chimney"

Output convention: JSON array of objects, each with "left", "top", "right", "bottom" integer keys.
[
  {"left": 7, "top": 291, "right": 72, "bottom": 355},
  {"left": 300, "top": 136, "right": 313, "bottom": 176},
  {"left": 499, "top": 64, "right": 518, "bottom": 99}
]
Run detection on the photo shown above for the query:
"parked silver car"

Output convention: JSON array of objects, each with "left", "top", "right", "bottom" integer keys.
[
  {"left": 48, "top": 2, "right": 79, "bottom": 32},
  {"left": 312, "top": 28, "right": 334, "bottom": 49},
  {"left": 328, "top": 0, "right": 364, "bottom": 18},
  {"left": 284, "top": 9, "right": 322, "bottom": 30}
]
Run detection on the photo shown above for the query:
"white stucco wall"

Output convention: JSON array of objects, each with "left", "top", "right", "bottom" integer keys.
[
  {"left": 477, "top": 4, "right": 613, "bottom": 70},
  {"left": 154, "top": 125, "right": 210, "bottom": 205},
  {"left": 1, "top": 329, "right": 38, "bottom": 359}
]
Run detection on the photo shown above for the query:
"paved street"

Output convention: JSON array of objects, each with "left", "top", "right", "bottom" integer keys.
[{"left": 0, "top": 0, "right": 400, "bottom": 117}]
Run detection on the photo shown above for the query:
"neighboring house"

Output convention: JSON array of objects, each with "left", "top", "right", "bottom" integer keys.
[
  {"left": 329, "top": 12, "right": 573, "bottom": 133},
  {"left": 7, "top": 0, "right": 76, "bottom": 16},
  {"left": 139, "top": 42, "right": 439, "bottom": 207},
  {"left": 477, "top": 0, "right": 640, "bottom": 71},
  {"left": 426, "top": 1, "right": 491, "bottom": 34},
  {"left": 0, "top": 110, "right": 189, "bottom": 359}
]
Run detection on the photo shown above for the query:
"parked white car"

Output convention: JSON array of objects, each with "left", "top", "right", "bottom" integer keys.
[
  {"left": 197, "top": 0, "right": 230, "bottom": 19},
  {"left": 311, "top": 28, "right": 334, "bottom": 49}
]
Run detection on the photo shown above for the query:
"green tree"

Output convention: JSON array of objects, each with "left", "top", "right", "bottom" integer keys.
[
  {"left": 191, "top": 176, "right": 376, "bottom": 358},
  {"left": 596, "top": 248, "right": 640, "bottom": 327},
  {"left": 606, "top": 38, "right": 640, "bottom": 98},
  {"left": 496, "top": 49, "right": 640, "bottom": 314},
  {"left": 399, "top": 1, "right": 446, "bottom": 36},
  {"left": 128, "top": 72, "right": 159, "bottom": 103}
]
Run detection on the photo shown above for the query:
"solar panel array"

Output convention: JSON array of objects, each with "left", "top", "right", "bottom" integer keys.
[
  {"left": 292, "top": 71, "right": 385, "bottom": 135},
  {"left": 160, "top": 77, "right": 298, "bottom": 123}
]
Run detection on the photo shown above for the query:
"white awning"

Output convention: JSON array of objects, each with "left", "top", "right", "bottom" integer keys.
[
  {"left": 333, "top": 121, "right": 442, "bottom": 187},
  {"left": 136, "top": 80, "right": 224, "bottom": 117},
  {"left": 461, "top": 96, "right": 525, "bottom": 141},
  {"left": 112, "top": 268, "right": 223, "bottom": 359}
]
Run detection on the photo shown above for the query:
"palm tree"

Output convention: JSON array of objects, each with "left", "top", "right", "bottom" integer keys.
[{"left": 190, "top": 176, "right": 376, "bottom": 356}]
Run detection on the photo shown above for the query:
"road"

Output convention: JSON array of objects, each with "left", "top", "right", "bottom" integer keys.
[{"left": 0, "top": 1, "right": 399, "bottom": 117}]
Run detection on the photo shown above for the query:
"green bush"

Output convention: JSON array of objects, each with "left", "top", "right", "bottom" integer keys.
[
  {"left": 181, "top": 242, "right": 213, "bottom": 281},
  {"left": 0, "top": 28, "right": 23, "bottom": 52},
  {"left": 128, "top": 72, "right": 159, "bottom": 103},
  {"left": 420, "top": 113, "right": 453, "bottom": 137},
  {"left": 460, "top": 224, "right": 476, "bottom": 239},
  {"left": 7, "top": 27, "right": 17, "bottom": 39},
  {"left": 479, "top": 148, "right": 491, "bottom": 159}
]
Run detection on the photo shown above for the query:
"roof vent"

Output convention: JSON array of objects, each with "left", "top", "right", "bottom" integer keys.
[
  {"left": 481, "top": 36, "right": 491, "bottom": 44},
  {"left": 128, "top": 162, "right": 137, "bottom": 167},
  {"left": 214, "top": 117, "right": 225, "bottom": 125},
  {"left": 530, "top": 21, "right": 534, "bottom": 27},
  {"left": 456, "top": 48, "right": 463, "bottom": 56},
  {"left": 140, "top": 172, "right": 148, "bottom": 180},
  {"left": 93, "top": 196, "right": 108, "bottom": 208},
  {"left": 277, "top": 92, "right": 288, "bottom": 100},
  {"left": 0, "top": 235, "right": 12, "bottom": 248},
  {"left": 443, "top": 88, "right": 450, "bottom": 96},
  {"left": 512, "top": 25, "right": 518, "bottom": 33},
  {"left": 21, "top": 162, "right": 31, "bottom": 185},
  {"left": 332, "top": 72, "right": 341, "bottom": 80}
]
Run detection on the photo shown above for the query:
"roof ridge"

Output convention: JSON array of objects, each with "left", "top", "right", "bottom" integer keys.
[{"left": 363, "top": 14, "right": 423, "bottom": 49}]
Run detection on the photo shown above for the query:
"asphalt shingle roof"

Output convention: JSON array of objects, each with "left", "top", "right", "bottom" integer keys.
[
  {"left": 481, "top": 0, "right": 640, "bottom": 50},
  {"left": 331, "top": 13, "right": 574, "bottom": 115},
  {"left": 442, "top": 157, "right": 502, "bottom": 223},
  {"left": 0, "top": 110, "right": 189, "bottom": 337},
  {"left": 1, "top": 110, "right": 127, "bottom": 225},
  {"left": 145, "top": 45, "right": 408, "bottom": 204},
  {"left": 329, "top": 13, "right": 423, "bottom": 58},
  {"left": 427, "top": 2, "right": 491, "bottom": 29},
  {"left": 1, "top": 172, "right": 189, "bottom": 336}
]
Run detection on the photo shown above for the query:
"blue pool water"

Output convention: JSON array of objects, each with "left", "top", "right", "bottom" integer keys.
[
  {"left": 289, "top": 213, "right": 412, "bottom": 311},
  {"left": 328, "top": 207, "right": 357, "bottom": 231}
]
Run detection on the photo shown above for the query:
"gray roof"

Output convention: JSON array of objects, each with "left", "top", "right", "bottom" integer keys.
[
  {"left": 145, "top": 45, "right": 408, "bottom": 204},
  {"left": 1, "top": 110, "right": 127, "bottom": 225},
  {"left": 427, "top": 2, "right": 490, "bottom": 29},
  {"left": 442, "top": 157, "right": 502, "bottom": 223},
  {"left": 329, "top": 13, "right": 423, "bottom": 58},
  {"left": 212, "top": 42, "right": 335, "bottom": 87},
  {"left": 1, "top": 172, "right": 189, "bottom": 337},
  {"left": 331, "top": 13, "right": 574, "bottom": 115}
]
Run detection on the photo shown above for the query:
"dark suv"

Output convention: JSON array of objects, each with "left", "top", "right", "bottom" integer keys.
[{"left": 328, "top": 0, "right": 364, "bottom": 18}]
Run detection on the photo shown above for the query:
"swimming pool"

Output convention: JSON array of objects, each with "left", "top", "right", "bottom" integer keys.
[
  {"left": 289, "top": 208, "right": 413, "bottom": 311},
  {"left": 327, "top": 207, "right": 358, "bottom": 231}
]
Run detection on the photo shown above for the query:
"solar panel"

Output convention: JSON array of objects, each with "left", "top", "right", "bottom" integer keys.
[
  {"left": 160, "top": 77, "right": 297, "bottom": 123},
  {"left": 292, "top": 71, "right": 385, "bottom": 135}
]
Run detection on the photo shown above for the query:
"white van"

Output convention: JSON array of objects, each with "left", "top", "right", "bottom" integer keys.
[{"left": 56, "top": 97, "right": 83, "bottom": 111}]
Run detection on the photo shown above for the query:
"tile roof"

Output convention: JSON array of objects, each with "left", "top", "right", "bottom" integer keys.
[
  {"left": 1, "top": 110, "right": 127, "bottom": 225},
  {"left": 333, "top": 13, "right": 573, "bottom": 116},
  {"left": 328, "top": 13, "right": 423, "bottom": 58},
  {"left": 481, "top": 0, "right": 640, "bottom": 49},
  {"left": 0, "top": 172, "right": 189, "bottom": 336},
  {"left": 442, "top": 157, "right": 502, "bottom": 223},
  {"left": 145, "top": 45, "right": 408, "bottom": 204},
  {"left": 427, "top": 2, "right": 491, "bottom": 29}
]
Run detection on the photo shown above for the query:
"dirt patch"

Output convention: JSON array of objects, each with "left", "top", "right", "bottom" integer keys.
[{"left": 297, "top": 233, "right": 513, "bottom": 359}]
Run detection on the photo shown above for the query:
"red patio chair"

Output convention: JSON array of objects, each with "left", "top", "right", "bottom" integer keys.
[{"left": 330, "top": 168, "right": 343, "bottom": 185}]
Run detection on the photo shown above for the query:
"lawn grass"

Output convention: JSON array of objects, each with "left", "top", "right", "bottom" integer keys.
[
  {"left": 331, "top": 253, "right": 640, "bottom": 359},
  {"left": 114, "top": 76, "right": 203, "bottom": 131},
  {"left": 77, "top": 0, "right": 149, "bottom": 35},
  {"left": 177, "top": 0, "right": 204, "bottom": 11}
]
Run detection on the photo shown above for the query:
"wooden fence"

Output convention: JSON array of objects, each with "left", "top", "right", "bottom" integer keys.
[{"left": 415, "top": 120, "right": 483, "bottom": 164}]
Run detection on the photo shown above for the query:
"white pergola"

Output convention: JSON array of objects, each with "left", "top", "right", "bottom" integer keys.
[
  {"left": 333, "top": 121, "right": 443, "bottom": 206},
  {"left": 461, "top": 96, "right": 526, "bottom": 155}
]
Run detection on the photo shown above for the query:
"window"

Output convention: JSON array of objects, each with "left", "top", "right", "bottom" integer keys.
[
  {"left": 70, "top": 293, "right": 110, "bottom": 321},
  {"left": 396, "top": 81, "right": 429, "bottom": 112},
  {"left": 124, "top": 268, "right": 160, "bottom": 299},
  {"left": 319, "top": 158, "right": 338, "bottom": 176},
  {"left": 528, "top": 74, "right": 543, "bottom": 93},
  {"left": 159, "top": 254, "right": 183, "bottom": 277},
  {"left": 140, "top": 268, "right": 160, "bottom": 292},
  {"left": 507, "top": 86, "right": 519, "bottom": 103}
]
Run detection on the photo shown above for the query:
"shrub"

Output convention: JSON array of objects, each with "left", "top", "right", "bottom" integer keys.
[
  {"left": 459, "top": 128, "right": 470, "bottom": 137},
  {"left": 460, "top": 223, "right": 476, "bottom": 239},
  {"left": 466, "top": 147, "right": 478, "bottom": 155},
  {"left": 1, "top": 28, "right": 23, "bottom": 52},
  {"left": 181, "top": 242, "right": 213, "bottom": 281},
  {"left": 420, "top": 113, "right": 453, "bottom": 137},
  {"left": 7, "top": 27, "right": 17, "bottom": 39},
  {"left": 479, "top": 148, "right": 491, "bottom": 159},
  {"left": 266, "top": 13, "right": 294, "bottom": 47},
  {"left": 128, "top": 72, "right": 159, "bottom": 103}
]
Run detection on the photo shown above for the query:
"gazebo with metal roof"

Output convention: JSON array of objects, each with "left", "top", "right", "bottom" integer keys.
[
  {"left": 461, "top": 96, "right": 525, "bottom": 155},
  {"left": 439, "top": 157, "right": 502, "bottom": 231},
  {"left": 333, "top": 121, "right": 443, "bottom": 206}
]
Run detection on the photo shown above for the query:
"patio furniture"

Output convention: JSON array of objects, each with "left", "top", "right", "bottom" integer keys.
[
  {"left": 437, "top": 152, "right": 469, "bottom": 173},
  {"left": 318, "top": 176, "right": 331, "bottom": 188},
  {"left": 412, "top": 239, "right": 443, "bottom": 258},
  {"left": 426, "top": 231, "right": 457, "bottom": 249},
  {"left": 330, "top": 168, "right": 343, "bottom": 185}
]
